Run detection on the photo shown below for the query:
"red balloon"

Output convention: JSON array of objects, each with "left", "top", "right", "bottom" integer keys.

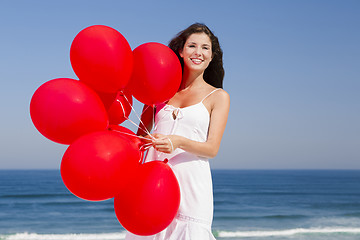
[
  {"left": 109, "top": 125, "right": 144, "bottom": 162},
  {"left": 108, "top": 125, "right": 142, "bottom": 149},
  {"left": 127, "top": 42, "right": 182, "bottom": 105},
  {"left": 114, "top": 160, "right": 180, "bottom": 236},
  {"left": 97, "top": 90, "right": 132, "bottom": 125},
  {"left": 30, "top": 78, "right": 108, "bottom": 145},
  {"left": 61, "top": 131, "right": 141, "bottom": 201},
  {"left": 70, "top": 25, "right": 133, "bottom": 93}
]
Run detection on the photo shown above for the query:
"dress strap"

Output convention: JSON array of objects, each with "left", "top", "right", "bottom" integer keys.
[{"left": 200, "top": 88, "right": 220, "bottom": 103}]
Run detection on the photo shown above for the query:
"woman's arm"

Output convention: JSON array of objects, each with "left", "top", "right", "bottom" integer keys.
[{"left": 153, "top": 90, "right": 230, "bottom": 159}]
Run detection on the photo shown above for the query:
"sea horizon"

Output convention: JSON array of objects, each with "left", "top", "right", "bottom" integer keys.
[
  {"left": 1, "top": 168, "right": 360, "bottom": 171},
  {"left": 1, "top": 169, "right": 360, "bottom": 240}
]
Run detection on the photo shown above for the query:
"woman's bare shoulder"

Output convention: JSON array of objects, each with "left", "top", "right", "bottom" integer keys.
[
  {"left": 212, "top": 88, "right": 230, "bottom": 104},
  {"left": 203, "top": 88, "right": 230, "bottom": 113}
]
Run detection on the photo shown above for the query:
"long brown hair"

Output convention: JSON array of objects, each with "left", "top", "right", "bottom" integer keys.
[{"left": 168, "top": 23, "right": 224, "bottom": 88}]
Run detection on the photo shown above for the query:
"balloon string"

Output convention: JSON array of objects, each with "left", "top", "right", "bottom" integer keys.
[
  {"left": 139, "top": 104, "right": 156, "bottom": 135},
  {"left": 110, "top": 129, "right": 153, "bottom": 165},
  {"left": 137, "top": 104, "right": 152, "bottom": 135},
  {"left": 116, "top": 99, "right": 127, "bottom": 119},
  {"left": 152, "top": 102, "right": 168, "bottom": 133},
  {"left": 140, "top": 142, "right": 154, "bottom": 165},
  {"left": 115, "top": 96, "right": 149, "bottom": 134},
  {"left": 120, "top": 91, "right": 155, "bottom": 140},
  {"left": 152, "top": 104, "right": 155, "bottom": 133},
  {"left": 110, "top": 128, "right": 151, "bottom": 141},
  {"left": 123, "top": 115, "right": 150, "bottom": 135}
]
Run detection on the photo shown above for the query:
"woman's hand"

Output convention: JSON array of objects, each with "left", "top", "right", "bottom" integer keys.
[
  {"left": 152, "top": 134, "right": 181, "bottom": 154},
  {"left": 140, "top": 134, "right": 153, "bottom": 144},
  {"left": 136, "top": 134, "right": 154, "bottom": 152}
]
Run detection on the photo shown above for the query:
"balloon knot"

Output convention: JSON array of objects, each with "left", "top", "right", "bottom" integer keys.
[{"left": 163, "top": 158, "right": 169, "bottom": 164}]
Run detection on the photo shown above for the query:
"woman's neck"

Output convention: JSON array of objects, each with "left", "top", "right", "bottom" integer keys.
[{"left": 179, "top": 68, "right": 205, "bottom": 91}]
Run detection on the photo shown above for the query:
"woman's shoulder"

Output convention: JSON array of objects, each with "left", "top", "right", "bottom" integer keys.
[
  {"left": 202, "top": 85, "right": 230, "bottom": 111},
  {"left": 209, "top": 87, "right": 230, "bottom": 103},
  {"left": 202, "top": 82, "right": 228, "bottom": 97}
]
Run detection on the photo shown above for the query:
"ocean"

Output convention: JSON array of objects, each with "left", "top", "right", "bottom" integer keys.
[{"left": 0, "top": 169, "right": 360, "bottom": 240}]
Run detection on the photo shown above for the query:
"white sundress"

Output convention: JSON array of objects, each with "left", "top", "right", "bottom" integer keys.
[{"left": 125, "top": 89, "right": 219, "bottom": 240}]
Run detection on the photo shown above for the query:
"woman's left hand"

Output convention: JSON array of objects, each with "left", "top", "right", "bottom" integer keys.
[{"left": 152, "top": 134, "right": 180, "bottom": 154}]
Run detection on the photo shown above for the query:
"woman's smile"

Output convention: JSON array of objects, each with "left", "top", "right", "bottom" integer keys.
[{"left": 190, "top": 57, "right": 204, "bottom": 64}]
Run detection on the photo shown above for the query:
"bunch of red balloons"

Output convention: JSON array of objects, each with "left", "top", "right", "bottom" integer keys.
[{"left": 30, "top": 25, "right": 182, "bottom": 235}]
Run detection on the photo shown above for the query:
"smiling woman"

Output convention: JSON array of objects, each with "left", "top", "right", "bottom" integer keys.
[
  {"left": 127, "top": 23, "right": 230, "bottom": 240},
  {"left": 168, "top": 23, "right": 225, "bottom": 89}
]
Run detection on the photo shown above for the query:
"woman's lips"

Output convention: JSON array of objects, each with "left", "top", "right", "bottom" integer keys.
[{"left": 190, "top": 58, "right": 203, "bottom": 64}]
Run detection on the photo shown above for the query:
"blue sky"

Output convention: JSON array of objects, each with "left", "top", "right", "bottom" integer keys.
[{"left": 0, "top": 0, "right": 359, "bottom": 169}]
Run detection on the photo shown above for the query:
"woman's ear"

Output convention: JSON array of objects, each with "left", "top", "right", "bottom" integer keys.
[{"left": 179, "top": 49, "right": 183, "bottom": 58}]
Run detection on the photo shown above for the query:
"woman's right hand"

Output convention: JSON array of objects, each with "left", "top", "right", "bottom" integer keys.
[{"left": 140, "top": 134, "right": 153, "bottom": 145}]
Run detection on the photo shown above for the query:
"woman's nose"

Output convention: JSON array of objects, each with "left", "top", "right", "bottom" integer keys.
[{"left": 194, "top": 47, "right": 202, "bottom": 56}]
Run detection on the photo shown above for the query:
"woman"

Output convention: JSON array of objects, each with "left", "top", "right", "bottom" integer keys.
[{"left": 127, "top": 23, "right": 230, "bottom": 240}]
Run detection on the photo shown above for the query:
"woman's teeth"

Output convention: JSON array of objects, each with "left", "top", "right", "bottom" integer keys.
[{"left": 191, "top": 58, "right": 203, "bottom": 64}]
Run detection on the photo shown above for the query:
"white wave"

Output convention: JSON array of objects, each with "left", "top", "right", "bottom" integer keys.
[
  {"left": 3, "top": 228, "right": 360, "bottom": 240},
  {"left": 1, "top": 232, "right": 126, "bottom": 240},
  {"left": 218, "top": 227, "right": 360, "bottom": 237}
]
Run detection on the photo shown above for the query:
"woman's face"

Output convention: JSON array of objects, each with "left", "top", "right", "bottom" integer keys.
[{"left": 180, "top": 32, "right": 212, "bottom": 73}]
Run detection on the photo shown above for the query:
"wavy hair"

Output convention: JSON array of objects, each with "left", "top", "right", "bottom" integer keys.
[{"left": 168, "top": 23, "right": 224, "bottom": 88}]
